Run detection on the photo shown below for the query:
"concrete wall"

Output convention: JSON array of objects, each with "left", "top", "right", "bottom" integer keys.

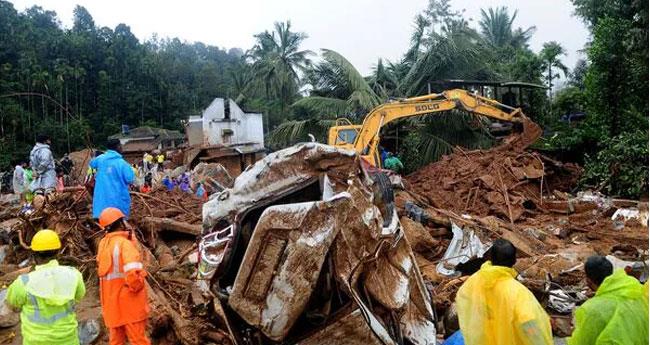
[
  {"left": 186, "top": 116, "right": 203, "bottom": 147},
  {"left": 198, "top": 98, "right": 264, "bottom": 148}
]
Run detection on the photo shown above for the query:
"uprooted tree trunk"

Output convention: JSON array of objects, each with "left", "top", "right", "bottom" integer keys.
[{"left": 142, "top": 217, "right": 202, "bottom": 236}]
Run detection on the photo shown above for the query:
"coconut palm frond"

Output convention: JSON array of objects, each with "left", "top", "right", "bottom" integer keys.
[
  {"left": 291, "top": 97, "right": 350, "bottom": 118},
  {"left": 321, "top": 49, "right": 381, "bottom": 107},
  {"left": 396, "top": 110, "right": 494, "bottom": 164},
  {"left": 266, "top": 118, "right": 336, "bottom": 148}
]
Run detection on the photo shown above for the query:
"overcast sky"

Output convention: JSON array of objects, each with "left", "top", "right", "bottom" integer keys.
[{"left": 10, "top": 0, "right": 589, "bottom": 78}]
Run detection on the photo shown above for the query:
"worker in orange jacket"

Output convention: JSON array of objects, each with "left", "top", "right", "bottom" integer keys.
[{"left": 97, "top": 207, "right": 150, "bottom": 345}]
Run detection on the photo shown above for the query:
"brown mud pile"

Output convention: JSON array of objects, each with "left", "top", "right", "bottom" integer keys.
[
  {"left": 406, "top": 120, "right": 581, "bottom": 223},
  {"left": 398, "top": 126, "right": 648, "bottom": 337}
]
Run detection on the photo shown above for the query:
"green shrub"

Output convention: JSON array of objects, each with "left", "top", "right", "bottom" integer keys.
[{"left": 580, "top": 130, "right": 649, "bottom": 198}]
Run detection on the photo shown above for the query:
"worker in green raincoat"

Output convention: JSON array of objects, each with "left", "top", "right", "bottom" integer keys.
[
  {"left": 6, "top": 229, "right": 86, "bottom": 344},
  {"left": 568, "top": 255, "right": 648, "bottom": 345},
  {"left": 383, "top": 152, "right": 404, "bottom": 173}
]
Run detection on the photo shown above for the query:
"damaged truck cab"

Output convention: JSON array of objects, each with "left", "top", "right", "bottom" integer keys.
[{"left": 198, "top": 143, "right": 437, "bottom": 344}]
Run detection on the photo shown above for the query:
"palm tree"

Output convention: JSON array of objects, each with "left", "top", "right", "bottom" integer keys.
[
  {"left": 249, "top": 21, "right": 313, "bottom": 117},
  {"left": 540, "top": 41, "right": 569, "bottom": 100},
  {"left": 399, "top": 20, "right": 495, "bottom": 96},
  {"left": 268, "top": 49, "right": 380, "bottom": 147},
  {"left": 294, "top": 49, "right": 381, "bottom": 118},
  {"left": 479, "top": 7, "right": 536, "bottom": 49},
  {"left": 368, "top": 58, "right": 401, "bottom": 98},
  {"left": 269, "top": 49, "right": 494, "bottom": 165}
]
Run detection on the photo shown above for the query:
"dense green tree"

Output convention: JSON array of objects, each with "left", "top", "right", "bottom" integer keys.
[
  {"left": 0, "top": 1, "right": 247, "bottom": 168},
  {"left": 555, "top": 0, "right": 649, "bottom": 198}
]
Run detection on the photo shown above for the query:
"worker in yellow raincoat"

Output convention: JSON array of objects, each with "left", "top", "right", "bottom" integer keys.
[
  {"left": 6, "top": 229, "right": 86, "bottom": 344},
  {"left": 456, "top": 238, "right": 553, "bottom": 345},
  {"left": 568, "top": 255, "right": 648, "bottom": 345}
]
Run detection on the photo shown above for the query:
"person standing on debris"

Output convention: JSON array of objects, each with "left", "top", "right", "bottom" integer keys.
[
  {"left": 55, "top": 166, "right": 65, "bottom": 192},
  {"left": 6, "top": 229, "right": 86, "bottom": 344},
  {"left": 96, "top": 207, "right": 150, "bottom": 345},
  {"left": 23, "top": 163, "right": 34, "bottom": 203},
  {"left": 155, "top": 152, "right": 164, "bottom": 169},
  {"left": 455, "top": 238, "right": 553, "bottom": 345},
  {"left": 59, "top": 153, "right": 74, "bottom": 185},
  {"left": 90, "top": 139, "right": 135, "bottom": 219},
  {"left": 12, "top": 160, "right": 27, "bottom": 203},
  {"left": 30, "top": 134, "right": 57, "bottom": 194},
  {"left": 383, "top": 152, "right": 404, "bottom": 173},
  {"left": 142, "top": 152, "right": 153, "bottom": 173},
  {"left": 568, "top": 255, "right": 648, "bottom": 345}
]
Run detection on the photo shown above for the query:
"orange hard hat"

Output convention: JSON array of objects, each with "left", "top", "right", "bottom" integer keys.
[{"left": 98, "top": 207, "right": 126, "bottom": 229}]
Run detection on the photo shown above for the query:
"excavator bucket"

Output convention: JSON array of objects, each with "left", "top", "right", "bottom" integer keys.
[{"left": 510, "top": 116, "right": 543, "bottom": 150}]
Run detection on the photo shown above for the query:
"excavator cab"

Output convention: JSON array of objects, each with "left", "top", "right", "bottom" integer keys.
[{"left": 327, "top": 118, "right": 361, "bottom": 149}]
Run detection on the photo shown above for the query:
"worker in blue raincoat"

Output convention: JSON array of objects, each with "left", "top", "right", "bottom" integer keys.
[
  {"left": 89, "top": 139, "right": 135, "bottom": 219},
  {"left": 30, "top": 134, "right": 57, "bottom": 194}
]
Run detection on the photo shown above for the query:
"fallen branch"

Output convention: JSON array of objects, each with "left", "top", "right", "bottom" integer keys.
[
  {"left": 131, "top": 192, "right": 201, "bottom": 221},
  {"left": 142, "top": 217, "right": 202, "bottom": 236}
]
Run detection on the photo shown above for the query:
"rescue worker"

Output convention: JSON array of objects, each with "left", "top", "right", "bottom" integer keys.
[
  {"left": 383, "top": 152, "right": 404, "bottom": 173},
  {"left": 568, "top": 255, "right": 648, "bottom": 345},
  {"left": 30, "top": 134, "right": 57, "bottom": 194},
  {"left": 142, "top": 153, "right": 153, "bottom": 173},
  {"left": 155, "top": 152, "right": 164, "bottom": 170},
  {"left": 59, "top": 153, "right": 74, "bottom": 186},
  {"left": 13, "top": 160, "right": 27, "bottom": 203},
  {"left": 23, "top": 164, "right": 34, "bottom": 203},
  {"left": 6, "top": 229, "right": 86, "bottom": 344},
  {"left": 89, "top": 139, "right": 135, "bottom": 219},
  {"left": 455, "top": 238, "right": 553, "bottom": 345},
  {"left": 97, "top": 207, "right": 150, "bottom": 345}
]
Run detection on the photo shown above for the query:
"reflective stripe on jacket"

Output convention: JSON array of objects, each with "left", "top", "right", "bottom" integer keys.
[
  {"left": 97, "top": 231, "right": 149, "bottom": 328},
  {"left": 6, "top": 260, "right": 85, "bottom": 345}
]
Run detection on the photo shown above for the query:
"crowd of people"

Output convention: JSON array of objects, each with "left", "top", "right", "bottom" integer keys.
[
  {"left": 5, "top": 135, "right": 153, "bottom": 344},
  {"left": 10, "top": 134, "right": 75, "bottom": 207},
  {"left": 441, "top": 239, "right": 648, "bottom": 345}
]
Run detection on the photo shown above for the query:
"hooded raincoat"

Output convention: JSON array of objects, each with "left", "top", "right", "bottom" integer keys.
[
  {"left": 29, "top": 143, "right": 56, "bottom": 192},
  {"left": 13, "top": 165, "right": 25, "bottom": 194},
  {"left": 6, "top": 260, "right": 86, "bottom": 345},
  {"left": 568, "top": 269, "right": 648, "bottom": 345},
  {"left": 456, "top": 261, "right": 553, "bottom": 345},
  {"left": 89, "top": 150, "right": 135, "bottom": 219}
]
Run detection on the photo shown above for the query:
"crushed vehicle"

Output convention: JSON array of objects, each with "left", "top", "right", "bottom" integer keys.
[{"left": 198, "top": 143, "right": 437, "bottom": 344}]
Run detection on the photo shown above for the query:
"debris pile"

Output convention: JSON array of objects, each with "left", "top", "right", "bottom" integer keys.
[
  {"left": 406, "top": 141, "right": 582, "bottom": 223},
  {"left": 0, "top": 123, "right": 646, "bottom": 344},
  {"left": 397, "top": 131, "right": 648, "bottom": 338},
  {"left": 0, "top": 188, "right": 228, "bottom": 345}
]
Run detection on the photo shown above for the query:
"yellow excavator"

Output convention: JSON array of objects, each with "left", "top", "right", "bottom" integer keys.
[{"left": 327, "top": 88, "right": 540, "bottom": 167}]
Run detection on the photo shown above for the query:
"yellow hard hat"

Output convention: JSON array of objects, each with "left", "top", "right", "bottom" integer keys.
[{"left": 31, "top": 229, "right": 62, "bottom": 252}]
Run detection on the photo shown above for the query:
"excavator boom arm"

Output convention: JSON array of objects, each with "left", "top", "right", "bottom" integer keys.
[{"left": 351, "top": 89, "right": 525, "bottom": 157}]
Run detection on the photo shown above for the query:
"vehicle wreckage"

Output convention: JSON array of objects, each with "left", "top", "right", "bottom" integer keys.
[{"left": 197, "top": 143, "right": 437, "bottom": 344}]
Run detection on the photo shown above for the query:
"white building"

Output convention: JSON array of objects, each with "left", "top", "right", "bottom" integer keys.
[{"left": 186, "top": 98, "right": 264, "bottom": 149}]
